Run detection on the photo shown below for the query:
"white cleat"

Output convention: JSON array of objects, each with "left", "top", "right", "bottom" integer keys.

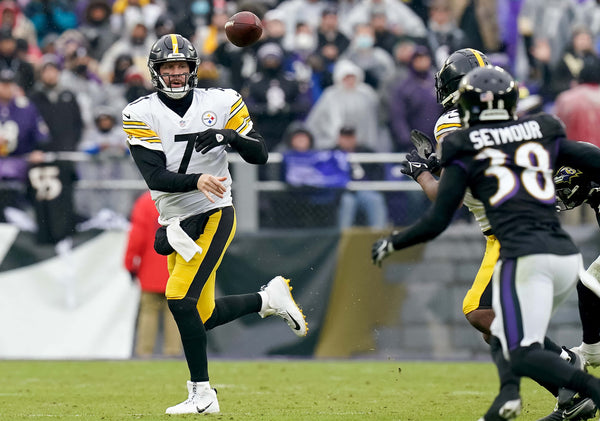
[
  {"left": 166, "top": 381, "right": 220, "bottom": 415},
  {"left": 258, "top": 276, "right": 308, "bottom": 337},
  {"left": 571, "top": 342, "right": 600, "bottom": 368}
]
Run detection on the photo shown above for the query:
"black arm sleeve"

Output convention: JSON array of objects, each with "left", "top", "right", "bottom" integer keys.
[
  {"left": 390, "top": 164, "right": 468, "bottom": 250},
  {"left": 230, "top": 128, "right": 268, "bottom": 165},
  {"left": 129, "top": 145, "right": 200, "bottom": 192}
]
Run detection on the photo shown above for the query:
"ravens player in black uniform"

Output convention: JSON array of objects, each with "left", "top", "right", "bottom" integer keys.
[
  {"left": 401, "top": 49, "right": 597, "bottom": 421},
  {"left": 372, "top": 65, "right": 600, "bottom": 420}
]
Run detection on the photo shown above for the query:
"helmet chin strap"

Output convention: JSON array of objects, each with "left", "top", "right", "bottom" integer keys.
[{"left": 158, "top": 73, "right": 191, "bottom": 99}]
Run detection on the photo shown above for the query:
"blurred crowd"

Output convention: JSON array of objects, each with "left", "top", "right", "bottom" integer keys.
[{"left": 1, "top": 0, "right": 600, "bottom": 234}]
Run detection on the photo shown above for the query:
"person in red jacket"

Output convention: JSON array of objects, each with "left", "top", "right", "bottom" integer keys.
[{"left": 124, "top": 191, "right": 182, "bottom": 358}]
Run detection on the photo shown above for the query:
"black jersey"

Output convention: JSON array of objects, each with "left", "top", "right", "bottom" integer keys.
[
  {"left": 387, "top": 112, "right": 600, "bottom": 258},
  {"left": 441, "top": 113, "right": 582, "bottom": 258}
]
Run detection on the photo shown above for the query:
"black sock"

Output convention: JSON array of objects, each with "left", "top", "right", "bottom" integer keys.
[
  {"left": 204, "top": 293, "right": 262, "bottom": 330},
  {"left": 168, "top": 297, "right": 209, "bottom": 382},
  {"left": 490, "top": 336, "right": 520, "bottom": 392},
  {"left": 577, "top": 281, "right": 600, "bottom": 344},
  {"left": 511, "top": 343, "right": 578, "bottom": 398},
  {"left": 566, "top": 370, "right": 600, "bottom": 407}
]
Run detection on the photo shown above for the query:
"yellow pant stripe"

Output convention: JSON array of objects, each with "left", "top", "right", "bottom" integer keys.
[
  {"left": 165, "top": 208, "right": 237, "bottom": 322},
  {"left": 462, "top": 235, "right": 500, "bottom": 315}
]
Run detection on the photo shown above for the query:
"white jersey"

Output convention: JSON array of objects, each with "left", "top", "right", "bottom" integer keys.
[
  {"left": 123, "top": 88, "right": 253, "bottom": 221},
  {"left": 434, "top": 108, "right": 492, "bottom": 234}
]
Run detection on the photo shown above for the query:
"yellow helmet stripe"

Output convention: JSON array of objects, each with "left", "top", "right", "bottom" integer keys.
[
  {"left": 468, "top": 48, "right": 485, "bottom": 67},
  {"left": 170, "top": 34, "right": 179, "bottom": 54}
]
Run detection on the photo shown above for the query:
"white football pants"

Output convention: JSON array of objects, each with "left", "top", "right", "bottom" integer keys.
[{"left": 490, "top": 253, "right": 583, "bottom": 360}]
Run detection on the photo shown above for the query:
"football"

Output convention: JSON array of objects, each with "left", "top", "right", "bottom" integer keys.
[{"left": 224, "top": 11, "right": 263, "bottom": 47}]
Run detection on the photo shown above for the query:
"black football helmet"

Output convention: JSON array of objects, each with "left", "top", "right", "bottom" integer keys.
[
  {"left": 435, "top": 48, "right": 490, "bottom": 109},
  {"left": 457, "top": 65, "right": 518, "bottom": 127},
  {"left": 554, "top": 166, "right": 594, "bottom": 211},
  {"left": 148, "top": 34, "right": 199, "bottom": 99}
]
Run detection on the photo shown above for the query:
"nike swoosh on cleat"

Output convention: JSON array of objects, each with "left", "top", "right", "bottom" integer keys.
[
  {"left": 564, "top": 399, "right": 595, "bottom": 418},
  {"left": 196, "top": 402, "right": 213, "bottom": 413},
  {"left": 286, "top": 311, "right": 301, "bottom": 330}
]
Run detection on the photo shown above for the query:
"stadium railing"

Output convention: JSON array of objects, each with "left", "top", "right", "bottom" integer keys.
[{"left": 1, "top": 151, "right": 420, "bottom": 232}]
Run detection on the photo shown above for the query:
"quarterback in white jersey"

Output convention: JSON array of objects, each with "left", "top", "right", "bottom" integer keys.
[
  {"left": 124, "top": 87, "right": 248, "bottom": 221},
  {"left": 125, "top": 34, "right": 307, "bottom": 416}
]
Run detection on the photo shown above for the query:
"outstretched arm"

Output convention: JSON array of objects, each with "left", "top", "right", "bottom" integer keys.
[
  {"left": 194, "top": 128, "right": 268, "bottom": 165},
  {"left": 372, "top": 164, "right": 467, "bottom": 265}
]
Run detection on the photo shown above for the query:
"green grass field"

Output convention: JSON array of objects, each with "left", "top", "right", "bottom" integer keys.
[{"left": 0, "top": 359, "right": 597, "bottom": 421}]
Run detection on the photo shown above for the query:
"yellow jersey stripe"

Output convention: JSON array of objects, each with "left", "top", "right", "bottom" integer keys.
[
  {"left": 124, "top": 128, "right": 160, "bottom": 138},
  {"left": 123, "top": 120, "right": 149, "bottom": 127},
  {"left": 234, "top": 116, "right": 251, "bottom": 133},
  {"left": 171, "top": 34, "right": 178, "bottom": 54},
  {"left": 230, "top": 97, "right": 243, "bottom": 114},
  {"left": 469, "top": 48, "right": 485, "bottom": 67},
  {"left": 437, "top": 123, "right": 462, "bottom": 131}
]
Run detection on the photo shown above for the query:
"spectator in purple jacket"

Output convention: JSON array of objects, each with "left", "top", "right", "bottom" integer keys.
[
  {"left": 0, "top": 68, "right": 49, "bottom": 221},
  {"left": 388, "top": 45, "right": 442, "bottom": 152}
]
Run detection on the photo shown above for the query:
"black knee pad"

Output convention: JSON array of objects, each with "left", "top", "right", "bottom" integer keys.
[
  {"left": 167, "top": 297, "right": 204, "bottom": 336},
  {"left": 168, "top": 297, "right": 198, "bottom": 317}
]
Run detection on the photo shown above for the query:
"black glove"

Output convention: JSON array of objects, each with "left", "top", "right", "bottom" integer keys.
[
  {"left": 372, "top": 237, "right": 394, "bottom": 267},
  {"left": 401, "top": 150, "right": 441, "bottom": 181},
  {"left": 410, "top": 129, "right": 436, "bottom": 159},
  {"left": 194, "top": 129, "right": 238, "bottom": 154}
]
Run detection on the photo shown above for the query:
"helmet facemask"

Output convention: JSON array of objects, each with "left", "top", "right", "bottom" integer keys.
[
  {"left": 554, "top": 166, "right": 592, "bottom": 211},
  {"left": 147, "top": 34, "right": 199, "bottom": 99},
  {"left": 150, "top": 61, "right": 197, "bottom": 99}
]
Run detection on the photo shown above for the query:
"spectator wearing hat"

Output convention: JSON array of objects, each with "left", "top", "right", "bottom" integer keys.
[
  {"left": 314, "top": 5, "right": 349, "bottom": 92},
  {"left": 388, "top": 45, "right": 442, "bottom": 152},
  {"left": 0, "top": 1, "right": 41, "bottom": 61},
  {"left": 316, "top": 5, "right": 350, "bottom": 61},
  {"left": 242, "top": 42, "right": 311, "bottom": 151},
  {"left": 27, "top": 54, "right": 83, "bottom": 242},
  {"left": 549, "top": 25, "right": 598, "bottom": 100},
  {"left": 275, "top": 122, "right": 348, "bottom": 228},
  {"left": 333, "top": 125, "right": 388, "bottom": 229},
  {"left": 306, "top": 59, "right": 384, "bottom": 151},
  {"left": 77, "top": 104, "right": 138, "bottom": 218},
  {"left": 340, "top": 22, "right": 395, "bottom": 90},
  {"left": 426, "top": 0, "right": 469, "bottom": 69},
  {"left": 78, "top": 0, "right": 119, "bottom": 61},
  {"left": 274, "top": 0, "right": 327, "bottom": 51},
  {"left": 59, "top": 43, "right": 105, "bottom": 130},
  {"left": 98, "top": 21, "right": 155, "bottom": 84},
  {"left": 30, "top": 55, "right": 83, "bottom": 153},
  {"left": 370, "top": 9, "right": 399, "bottom": 56},
  {"left": 0, "top": 28, "right": 34, "bottom": 94},
  {"left": 341, "top": 0, "right": 426, "bottom": 40},
  {"left": 259, "top": 9, "right": 286, "bottom": 50},
  {"left": 0, "top": 68, "right": 49, "bottom": 224}
]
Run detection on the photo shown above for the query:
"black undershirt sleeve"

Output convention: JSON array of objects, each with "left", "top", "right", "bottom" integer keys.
[
  {"left": 230, "top": 128, "right": 268, "bottom": 165},
  {"left": 391, "top": 164, "right": 468, "bottom": 250},
  {"left": 129, "top": 144, "right": 200, "bottom": 192}
]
